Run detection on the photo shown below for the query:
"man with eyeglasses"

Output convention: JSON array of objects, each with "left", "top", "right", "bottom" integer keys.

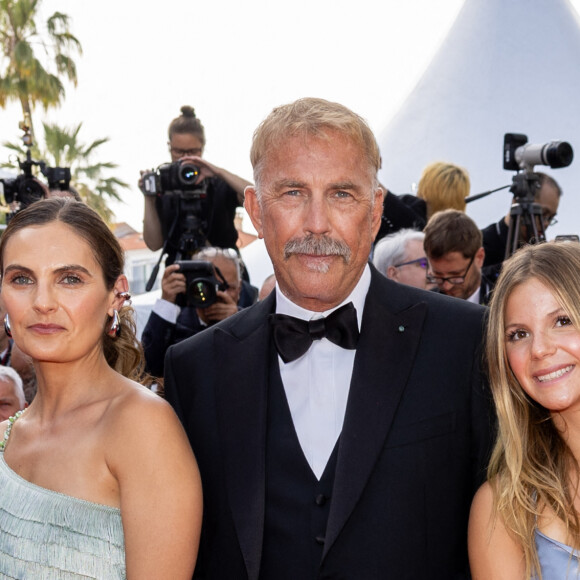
[
  {"left": 372, "top": 228, "right": 431, "bottom": 290},
  {"left": 481, "top": 172, "right": 561, "bottom": 269},
  {"left": 424, "top": 210, "right": 495, "bottom": 305}
]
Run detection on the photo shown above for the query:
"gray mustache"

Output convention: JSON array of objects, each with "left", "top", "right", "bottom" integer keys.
[{"left": 284, "top": 235, "right": 351, "bottom": 261}]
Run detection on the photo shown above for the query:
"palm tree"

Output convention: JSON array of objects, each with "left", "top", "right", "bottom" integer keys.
[
  {"left": 2, "top": 121, "right": 128, "bottom": 223},
  {"left": 0, "top": 0, "right": 82, "bottom": 138}
]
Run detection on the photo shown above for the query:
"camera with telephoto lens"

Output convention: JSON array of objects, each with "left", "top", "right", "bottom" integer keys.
[
  {"left": 503, "top": 133, "right": 573, "bottom": 174},
  {"left": 141, "top": 161, "right": 207, "bottom": 198},
  {"left": 175, "top": 260, "right": 230, "bottom": 308}
]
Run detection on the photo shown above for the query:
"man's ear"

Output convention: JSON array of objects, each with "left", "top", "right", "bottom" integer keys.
[
  {"left": 371, "top": 187, "right": 385, "bottom": 238},
  {"left": 109, "top": 275, "right": 130, "bottom": 316},
  {"left": 474, "top": 246, "right": 485, "bottom": 269},
  {"left": 386, "top": 265, "right": 398, "bottom": 281},
  {"left": 244, "top": 186, "right": 264, "bottom": 239}
]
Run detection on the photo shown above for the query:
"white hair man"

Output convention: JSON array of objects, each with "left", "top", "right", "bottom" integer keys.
[
  {"left": 373, "top": 228, "right": 429, "bottom": 289},
  {"left": 164, "top": 97, "right": 492, "bottom": 578},
  {"left": 0, "top": 366, "right": 27, "bottom": 421}
]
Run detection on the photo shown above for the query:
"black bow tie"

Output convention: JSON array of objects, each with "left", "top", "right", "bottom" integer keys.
[{"left": 269, "top": 302, "right": 360, "bottom": 363}]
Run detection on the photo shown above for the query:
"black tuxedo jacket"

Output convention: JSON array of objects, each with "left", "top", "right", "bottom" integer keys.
[{"left": 165, "top": 266, "right": 494, "bottom": 580}]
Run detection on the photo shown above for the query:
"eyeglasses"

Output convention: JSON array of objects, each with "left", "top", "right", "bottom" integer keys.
[
  {"left": 426, "top": 254, "right": 475, "bottom": 286},
  {"left": 541, "top": 209, "right": 558, "bottom": 227},
  {"left": 169, "top": 146, "right": 203, "bottom": 157},
  {"left": 394, "top": 257, "right": 428, "bottom": 269}
]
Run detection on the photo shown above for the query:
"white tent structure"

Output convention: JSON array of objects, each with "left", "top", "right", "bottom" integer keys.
[{"left": 378, "top": 0, "right": 580, "bottom": 238}]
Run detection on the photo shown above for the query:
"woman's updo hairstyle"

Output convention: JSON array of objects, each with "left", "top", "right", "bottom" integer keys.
[{"left": 168, "top": 105, "right": 206, "bottom": 148}]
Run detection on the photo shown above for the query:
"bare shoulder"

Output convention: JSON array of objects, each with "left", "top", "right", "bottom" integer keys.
[
  {"left": 99, "top": 377, "right": 202, "bottom": 578},
  {"left": 470, "top": 480, "right": 494, "bottom": 520},
  {"left": 100, "top": 377, "right": 189, "bottom": 465},
  {"left": 107, "top": 378, "right": 178, "bottom": 430},
  {"left": 468, "top": 481, "right": 526, "bottom": 579}
]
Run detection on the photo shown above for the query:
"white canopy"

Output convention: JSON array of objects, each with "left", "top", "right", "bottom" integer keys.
[{"left": 378, "top": 0, "right": 580, "bottom": 238}]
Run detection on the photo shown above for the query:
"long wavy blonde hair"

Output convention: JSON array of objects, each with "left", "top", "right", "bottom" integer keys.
[{"left": 486, "top": 241, "right": 580, "bottom": 579}]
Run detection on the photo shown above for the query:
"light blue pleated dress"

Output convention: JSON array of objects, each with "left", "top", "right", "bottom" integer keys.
[
  {"left": 0, "top": 413, "right": 126, "bottom": 579},
  {"left": 535, "top": 529, "right": 580, "bottom": 579}
]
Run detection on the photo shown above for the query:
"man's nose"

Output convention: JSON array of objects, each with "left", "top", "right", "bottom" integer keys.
[{"left": 303, "top": 195, "right": 331, "bottom": 235}]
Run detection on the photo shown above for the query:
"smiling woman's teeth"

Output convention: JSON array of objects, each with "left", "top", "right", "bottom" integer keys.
[{"left": 537, "top": 365, "right": 574, "bottom": 382}]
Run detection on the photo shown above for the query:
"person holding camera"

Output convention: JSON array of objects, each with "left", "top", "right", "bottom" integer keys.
[
  {"left": 141, "top": 247, "right": 242, "bottom": 378},
  {"left": 141, "top": 106, "right": 251, "bottom": 261}
]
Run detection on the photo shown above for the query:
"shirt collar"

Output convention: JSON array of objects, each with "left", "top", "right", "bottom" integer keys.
[
  {"left": 275, "top": 264, "right": 371, "bottom": 330},
  {"left": 466, "top": 285, "right": 481, "bottom": 305}
]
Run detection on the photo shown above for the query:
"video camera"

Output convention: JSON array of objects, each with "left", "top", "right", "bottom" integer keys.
[
  {"left": 174, "top": 260, "right": 230, "bottom": 308},
  {"left": 141, "top": 161, "right": 207, "bottom": 198},
  {"left": 0, "top": 116, "right": 71, "bottom": 215},
  {"left": 504, "top": 133, "right": 573, "bottom": 176},
  {"left": 503, "top": 132, "right": 574, "bottom": 259}
]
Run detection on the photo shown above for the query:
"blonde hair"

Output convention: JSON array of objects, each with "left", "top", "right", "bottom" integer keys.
[
  {"left": 417, "top": 161, "right": 470, "bottom": 220},
  {"left": 486, "top": 241, "right": 580, "bottom": 579},
  {"left": 250, "top": 97, "right": 380, "bottom": 189}
]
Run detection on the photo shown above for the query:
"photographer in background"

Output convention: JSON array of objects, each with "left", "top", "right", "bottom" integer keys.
[
  {"left": 481, "top": 171, "right": 561, "bottom": 268},
  {"left": 141, "top": 106, "right": 251, "bottom": 261},
  {"left": 141, "top": 247, "right": 242, "bottom": 378}
]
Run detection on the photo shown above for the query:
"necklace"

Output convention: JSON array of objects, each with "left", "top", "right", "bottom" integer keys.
[{"left": 0, "top": 408, "right": 26, "bottom": 452}]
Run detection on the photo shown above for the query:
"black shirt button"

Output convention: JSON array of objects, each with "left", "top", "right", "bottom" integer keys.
[
  {"left": 315, "top": 536, "right": 325, "bottom": 545},
  {"left": 315, "top": 494, "right": 327, "bottom": 506}
]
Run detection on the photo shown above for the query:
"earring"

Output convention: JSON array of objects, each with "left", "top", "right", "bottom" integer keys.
[
  {"left": 3, "top": 314, "right": 11, "bottom": 338},
  {"left": 107, "top": 310, "right": 121, "bottom": 338},
  {"left": 119, "top": 292, "right": 132, "bottom": 304}
]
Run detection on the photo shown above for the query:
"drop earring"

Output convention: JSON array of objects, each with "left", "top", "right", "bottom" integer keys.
[
  {"left": 108, "top": 310, "right": 120, "bottom": 338},
  {"left": 3, "top": 314, "right": 11, "bottom": 338}
]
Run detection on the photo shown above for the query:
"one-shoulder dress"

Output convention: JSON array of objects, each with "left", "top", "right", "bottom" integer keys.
[
  {"left": 535, "top": 529, "right": 580, "bottom": 579},
  {"left": 0, "top": 412, "right": 126, "bottom": 579}
]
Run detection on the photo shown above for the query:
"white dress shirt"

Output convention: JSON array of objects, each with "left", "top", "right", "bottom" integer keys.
[
  {"left": 152, "top": 298, "right": 180, "bottom": 323},
  {"left": 275, "top": 265, "right": 371, "bottom": 479},
  {"left": 466, "top": 285, "right": 481, "bottom": 305}
]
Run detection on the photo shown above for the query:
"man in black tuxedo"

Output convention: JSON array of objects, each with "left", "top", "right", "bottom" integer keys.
[{"left": 164, "top": 98, "right": 493, "bottom": 579}]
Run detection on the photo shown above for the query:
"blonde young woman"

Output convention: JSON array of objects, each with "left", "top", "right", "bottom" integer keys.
[
  {"left": 469, "top": 242, "right": 580, "bottom": 579},
  {"left": 0, "top": 198, "right": 202, "bottom": 579}
]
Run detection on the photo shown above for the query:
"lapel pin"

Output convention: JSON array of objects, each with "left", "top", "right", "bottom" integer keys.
[{"left": 398, "top": 325, "right": 405, "bottom": 333}]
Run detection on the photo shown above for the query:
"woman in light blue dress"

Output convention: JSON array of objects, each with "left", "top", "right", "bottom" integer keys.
[
  {"left": 0, "top": 198, "right": 203, "bottom": 579},
  {"left": 469, "top": 242, "right": 580, "bottom": 580}
]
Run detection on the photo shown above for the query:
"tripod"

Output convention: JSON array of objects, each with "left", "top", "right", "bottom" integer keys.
[
  {"left": 145, "top": 192, "right": 209, "bottom": 292},
  {"left": 504, "top": 171, "right": 547, "bottom": 260}
]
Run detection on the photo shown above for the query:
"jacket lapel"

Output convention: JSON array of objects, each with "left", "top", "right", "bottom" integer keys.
[
  {"left": 213, "top": 294, "right": 275, "bottom": 580},
  {"left": 323, "top": 274, "right": 428, "bottom": 557}
]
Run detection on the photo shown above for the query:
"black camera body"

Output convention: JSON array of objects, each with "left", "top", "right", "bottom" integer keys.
[
  {"left": 1, "top": 173, "right": 46, "bottom": 207},
  {"left": 44, "top": 166, "right": 71, "bottom": 190},
  {"left": 142, "top": 161, "right": 207, "bottom": 198},
  {"left": 175, "top": 260, "right": 229, "bottom": 308}
]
